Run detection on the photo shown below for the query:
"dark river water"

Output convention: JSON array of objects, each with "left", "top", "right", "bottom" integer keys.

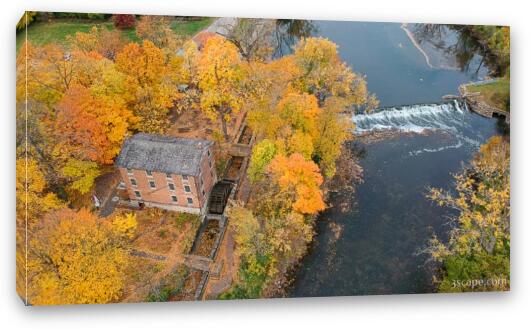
[{"left": 289, "top": 21, "right": 504, "bottom": 297}]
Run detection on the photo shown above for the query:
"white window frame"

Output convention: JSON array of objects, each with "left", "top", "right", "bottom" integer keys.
[
  {"left": 184, "top": 185, "right": 192, "bottom": 194},
  {"left": 186, "top": 197, "right": 193, "bottom": 205},
  {"left": 130, "top": 178, "right": 137, "bottom": 187},
  {"left": 171, "top": 195, "right": 178, "bottom": 203},
  {"left": 134, "top": 190, "right": 142, "bottom": 199}
]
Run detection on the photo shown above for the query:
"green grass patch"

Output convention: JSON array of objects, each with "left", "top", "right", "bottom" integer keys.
[
  {"left": 170, "top": 17, "right": 215, "bottom": 37},
  {"left": 16, "top": 21, "right": 113, "bottom": 51},
  {"left": 467, "top": 79, "right": 510, "bottom": 112},
  {"left": 16, "top": 17, "right": 215, "bottom": 52}
]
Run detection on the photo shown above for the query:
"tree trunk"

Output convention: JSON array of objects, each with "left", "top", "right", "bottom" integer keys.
[{"left": 219, "top": 112, "right": 229, "bottom": 142}]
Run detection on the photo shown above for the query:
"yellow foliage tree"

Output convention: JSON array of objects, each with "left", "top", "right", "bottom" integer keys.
[
  {"left": 61, "top": 158, "right": 101, "bottom": 195},
  {"left": 16, "top": 158, "right": 63, "bottom": 301},
  {"left": 136, "top": 15, "right": 182, "bottom": 51},
  {"left": 115, "top": 40, "right": 181, "bottom": 133},
  {"left": 69, "top": 26, "right": 125, "bottom": 60},
  {"left": 28, "top": 208, "right": 133, "bottom": 305},
  {"left": 197, "top": 35, "right": 244, "bottom": 141},
  {"left": 112, "top": 212, "right": 138, "bottom": 239},
  {"left": 427, "top": 136, "right": 510, "bottom": 292}
]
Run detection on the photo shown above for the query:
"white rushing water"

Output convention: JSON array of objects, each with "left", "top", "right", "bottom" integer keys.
[
  {"left": 352, "top": 100, "right": 484, "bottom": 156},
  {"left": 353, "top": 100, "right": 466, "bottom": 134}
]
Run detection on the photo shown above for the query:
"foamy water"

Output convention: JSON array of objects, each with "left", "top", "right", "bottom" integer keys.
[{"left": 352, "top": 100, "right": 485, "bottom": 156}]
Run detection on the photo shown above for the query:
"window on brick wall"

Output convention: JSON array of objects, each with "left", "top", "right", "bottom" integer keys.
[
  {"left": 127, "top": 168, "right": 133, "bottom": 175},
  {"left": 182, "top": 174, "right": 188, "bottom": 181},
  {"left": 171, "top": 195, "right": 178, "bottom": 202},
  {"left": 149, "top": 180, "right": 156, "bottom": 189},
  {"left": 130, "top": 178, "right": 137, "bottom": 186},
  {"left": 146, "top": 170, "right": 153, "bottom": 177},
  {"left": 184, "top": 185, "right": 191, "bottom": 193},
  {"left": 166, "top": 172, "right": 172, "bottom": 179},
  {"left": 187, "top": 197, "right": 193, "bottom": 204},
  {"left": 168, "top": 183, "right": 175, "bottom": 191},
  {"left": 134, "top": 190, "right": 141, "bottom": 198}
]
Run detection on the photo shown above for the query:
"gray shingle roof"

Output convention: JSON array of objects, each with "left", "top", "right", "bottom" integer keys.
[{"left": 116, "top": 133, "right": 213, "bottom": 176}]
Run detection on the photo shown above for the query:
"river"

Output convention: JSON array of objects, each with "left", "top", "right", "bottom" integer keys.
[{"left": 289, "top": 21, "right": 505, "bottom": 297}]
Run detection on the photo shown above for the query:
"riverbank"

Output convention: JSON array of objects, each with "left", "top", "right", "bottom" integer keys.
[
  {"left": 401, "top": 23, "right": 436, "bottom": 69},
  {"left": 460, "top": 79, "right": 510, "bottom": 124},
  {"left": 463, "top": 79, "right": 510, "bottom": 112}
]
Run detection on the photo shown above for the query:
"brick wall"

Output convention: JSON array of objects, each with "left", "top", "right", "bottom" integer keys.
[{"left": 117, "top": 147, "right": 218, "bottom": 213}]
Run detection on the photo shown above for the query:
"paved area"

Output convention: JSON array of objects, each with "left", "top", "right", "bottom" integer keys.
[
  {"left": 205, "top": 17, "right": 237, "bottom": 35},
  {"left": 99, "top": 185, "right": 119, "bottom": 217}
]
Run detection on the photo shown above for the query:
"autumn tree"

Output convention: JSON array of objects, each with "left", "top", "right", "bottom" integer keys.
[
  {"left": 16, "top": 158, "right": 63, "bottom": 228},
  {"left": 61, "top": 159, "right": 101, "bottom": 195},
  {"left": 16, "top": 11, "right": 37, "bottom": 30},
  {"left": 115, "top": 40, "right": 181, "bottom": 133},
  {"left": 69, "top": 26, "right": 125, "bottom": 60},
  {"left": 15, "top": 158, "right": 64, "bottom": 301},
  {"left": 112, "top": 14, "right": 136, "bottom": 29},
  {"left": 52, "top": 84, "right": 134, "bottom": 165},
  {"left": 313, "top": 97, "right": 354, "bottom": 177},
  {"left": 247, "top": 139, "right": 277, "bottom": 182},
  {"left": 268, "top": 153, "right": 325, "bottom": 215},
  {"left": 136, "top": 15, "right": 182, "bottom": 51},
  {"left": 22, "top": 42, "right": 78, "bottom": 108},
  {"left": 28, "top": 208, "right": 136, "bottom": 305},
  {"left": 427, "top": 136, "right": 510, "bottom": 292},
  {"left": 292, "top": 37, "right": 374, "bottom": 108},
  {"left": 221, "top": 18, "right": 275, "bottom": 62},
  {"left": 196, "top": 35, "right": 244, "bottom": 141}
]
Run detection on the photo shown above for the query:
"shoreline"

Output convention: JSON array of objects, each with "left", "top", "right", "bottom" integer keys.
[
  {"left": 401, "top": 23, "right": 436, "bottom": 69},
  {"left": 400, "top": 23, "right": 459, "bottom": 71}
]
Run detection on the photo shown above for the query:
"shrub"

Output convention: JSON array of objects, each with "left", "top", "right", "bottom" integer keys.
[
  {"left": 112, "top": 14, "right": 136, "bottom": 29},
  {"left": 146, "top": 286, "right": 172, "bottom": 302}
]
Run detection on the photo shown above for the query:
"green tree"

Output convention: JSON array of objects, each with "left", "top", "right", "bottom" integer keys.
[
  {"left": 61, "top": 159, "right": 101, "bottom": 195},
  {"left": 248, "top": 139, "right": 277, "bottom": 182}
]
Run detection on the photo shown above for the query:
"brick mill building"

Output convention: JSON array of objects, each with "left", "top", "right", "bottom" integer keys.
[{"left": 116, "top": 133, "right": 217, "bottom": 214}]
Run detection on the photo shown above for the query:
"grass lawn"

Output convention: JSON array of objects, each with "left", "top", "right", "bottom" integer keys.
[
  {"left": 16, "top": 17, "right": 216, "bottom": 52},
  {"left": 171, "top": 17, "right": 215, "bottom": 37},
  {"left": 467, "top": 79, "right": 510, "bottom": 112}
]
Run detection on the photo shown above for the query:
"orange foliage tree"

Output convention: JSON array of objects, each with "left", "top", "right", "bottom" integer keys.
[
  {"left": 115, "top": 40, "right": 181, "bottom": 133},
  {"left": 268, "top": 153, "right": 325, "bottom": 214},
  {"left": 52, "top": 85, "right": 134, "bottom": 165}
]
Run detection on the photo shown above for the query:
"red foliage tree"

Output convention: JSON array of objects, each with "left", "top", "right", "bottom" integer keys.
[{"left": 112, "top": 14, "right": 136, "bottom": 29}]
